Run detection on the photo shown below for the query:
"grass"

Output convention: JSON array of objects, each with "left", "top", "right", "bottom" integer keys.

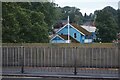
[{"left": 2, "top": 43, "right": 118, "bottom": 48}]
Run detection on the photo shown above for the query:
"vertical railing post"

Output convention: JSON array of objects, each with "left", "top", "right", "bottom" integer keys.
[
  {"left": 118, "top": 40, "right": 120, "bottom": 79},
  {"left": 74, "top": 47, "right": 77, "bottom": 75},
  {"left": 21, "top": 46, "right": 24, "bottom": 73}
]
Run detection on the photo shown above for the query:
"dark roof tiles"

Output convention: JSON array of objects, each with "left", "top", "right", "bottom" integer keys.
[
  {"left": 71, "top": 23, "right": 91, "bottom": 35},
  {"left": 59, "top": 35, "right": 79, "bottom": 43}
]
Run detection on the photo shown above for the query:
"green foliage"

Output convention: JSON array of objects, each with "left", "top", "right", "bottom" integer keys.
[
  {"left": 95, "top": 8, "right": 118, "bottom": 42},
  {"left": 30, "top": 2, "right": 57, "bottom": 31},
  {"left": 2, "top": 2, "right": 51, "bottom": 43},
  {"left": 83, "top": 13, "right": 94, "bottom": 23},
  {"left": 58, "top": 6, "right": 83, "bottom": 25},
  {"left": 2, "top": 2, "right": 119, "bottom": 43},
  {"left": 118, "top": 9, "right": 120, "bottom": 31}
]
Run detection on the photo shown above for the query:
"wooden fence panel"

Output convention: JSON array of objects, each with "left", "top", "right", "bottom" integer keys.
[{"left": 2, "top": 46, "right": 119, "bottom": 68}]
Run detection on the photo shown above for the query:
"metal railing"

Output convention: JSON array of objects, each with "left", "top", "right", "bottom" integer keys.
[{"left": 2, "top": 46, "right": 119, "bottom": 76}]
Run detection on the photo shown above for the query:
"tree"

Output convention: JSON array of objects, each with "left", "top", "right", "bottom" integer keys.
[
  {"left": 2, "top": 3, "right": 21, "bottom": 42},
  {"left": 95, "top": 10, "right": 118, "bottom": 42},
  {"left": 118, "top": 9, "right": 120, "bottom": 32},
  {"left": 30, "top": 2, "right": 57, "bottom": 31},
  {"left": 60, "top": 6, "right": 83, "bottom": 25},
  {"left": 2, "top": 2, "right": 49, "bottom": 43},
  {"left": 103, "top": 6, "right": 119, "bottom": 32}
]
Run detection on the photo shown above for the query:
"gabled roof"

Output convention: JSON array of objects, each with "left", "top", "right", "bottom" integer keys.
[
  {"left": 71, "top": 23, "right": 91, "bottom": 35},
  {"left": 56, "top": 23, "right": 68, "bottom": 33},
  {"left": 59, "top": 35, "right": 79, "bottom": 43},
  {"left": 56, "top": 23, "right": 91, "bottom": 36},
  {"left": 50, "top": 34, "right": 65, "bottom": 41},
  {"left": 81, "top": 25, "right": 96, "bottom": 32},
  {"left": 50, "top": 34, "right": 79, "bottom": 43}
]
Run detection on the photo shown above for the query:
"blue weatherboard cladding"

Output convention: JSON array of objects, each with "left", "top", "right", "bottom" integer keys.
[
  {"left": 57, "top": 24, "right": 85, "bottom": 43},
  {"left": 51, "top": 36, "right": 65, "bottom": 43},
  {"left": 50, "top": 22, "right": 96, "bottom": 43},
  {"left": 92, "top": 32, "right": 96, "bottom": 39},
  {"left": 52, "top": 36, "right": 62, "bottom": 40}
]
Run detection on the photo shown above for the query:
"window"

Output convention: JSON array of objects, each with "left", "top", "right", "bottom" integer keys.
[
  {"left": 74, "top": 33, "right": 77, "bottom": 38},
  {"left": 86, "top": 35, "right": 90, "bottom": 39}
]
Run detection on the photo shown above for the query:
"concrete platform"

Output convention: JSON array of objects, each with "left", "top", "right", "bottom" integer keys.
[{"left": 2, "top": 67, "right": 119, "bottom": 79}]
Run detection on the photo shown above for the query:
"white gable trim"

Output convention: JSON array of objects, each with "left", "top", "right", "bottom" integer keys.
[
  {"left": 50, "top": 34, "right": 65, "bottom": 41},
  {"left": 56, "top": 23, "right": 85, "bottom": 36},
  {"left": 56, "top": 24, "right": 68, "bottom": 33},
  {"left": 70, "top": 24, "right": 85, "bottom": 35}
]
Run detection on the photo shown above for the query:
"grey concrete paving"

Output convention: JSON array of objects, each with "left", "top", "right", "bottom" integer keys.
[
  {"left": 2, "top": 77, "right": 119, "bottom": 80},
  {"left": 2, "top": 67, "right": 119, "bottom": 79}
]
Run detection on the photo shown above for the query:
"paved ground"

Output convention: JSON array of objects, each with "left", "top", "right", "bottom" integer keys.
[
  {"left": 2, "top": 67, "right": 119, "bottom": 79},
  {"left": 2, "top": 76, "right": 119, "bottom": 80}
]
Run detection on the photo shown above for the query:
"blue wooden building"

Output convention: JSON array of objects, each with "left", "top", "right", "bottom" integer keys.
[{"left": 50, "top": 17, "right": 96, "bottom": 43}]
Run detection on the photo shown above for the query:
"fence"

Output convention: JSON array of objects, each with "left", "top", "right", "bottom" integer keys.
[{"left": 2, "top": 45, "right": 119, "bottom": 76}]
